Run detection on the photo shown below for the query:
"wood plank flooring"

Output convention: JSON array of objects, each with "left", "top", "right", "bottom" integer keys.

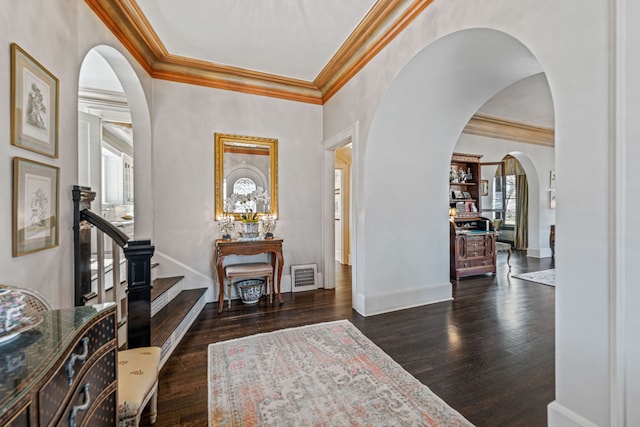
[{"left": 142, "top": 251, "right": 554, "bottom": 426}]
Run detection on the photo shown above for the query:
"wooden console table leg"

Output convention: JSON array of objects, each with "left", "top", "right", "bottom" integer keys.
[
  {"left": 276, "top": 250, "right": 284, "bottom": 305},
  {"left": 217, "top": 256, "right": 225, "bottom": 313}
]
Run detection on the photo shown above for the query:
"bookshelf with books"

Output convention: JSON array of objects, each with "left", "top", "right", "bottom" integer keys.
[{"left": 449, "top": 152, "right": 482, "bottom": 218}]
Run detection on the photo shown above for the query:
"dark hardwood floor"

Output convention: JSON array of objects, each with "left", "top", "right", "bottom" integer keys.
[{"left": 143, "top": 250, "right": 555, "bottom": 426}]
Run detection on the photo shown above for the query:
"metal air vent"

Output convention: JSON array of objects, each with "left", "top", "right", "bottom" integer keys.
[{"left": 291, "top": 264, "right": 318, "bottom": 292}]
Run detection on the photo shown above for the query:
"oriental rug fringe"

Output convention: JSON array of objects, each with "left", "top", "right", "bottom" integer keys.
[{"left": 208, "top": 320, "right": 473, "bottom": 426}]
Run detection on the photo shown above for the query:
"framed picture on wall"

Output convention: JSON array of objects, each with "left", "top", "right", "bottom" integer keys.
[
  {"left": 480, "top": 180, "right": 489, "bottom": 196},
  {"left": 13, "top": 157, "right": 60, "bottom": 256},
  {"left": 549, "top": 190, "right": 557, "bottom": 209},
  {"left": 10, "top": 43, "right": 59, "bottom": 158},
  {"left": 549, "top": 170, "right": 556, "bottom": 188}
]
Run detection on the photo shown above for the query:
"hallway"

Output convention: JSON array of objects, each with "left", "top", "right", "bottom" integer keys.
[{"left": 147, "top": 251, "right": 554, "bottom": 426}]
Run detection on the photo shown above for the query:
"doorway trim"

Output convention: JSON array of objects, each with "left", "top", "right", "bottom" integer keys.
[{"left": 322, "top": 122, "right": 360, "bottom": 312}]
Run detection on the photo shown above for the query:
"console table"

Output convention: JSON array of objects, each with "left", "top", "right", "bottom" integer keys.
[
  {"left": 215, "top": 238, "right": 284, "bottom": 312},
  {"left": 0, "top": 303, "right": 117, "bottom": 426}
]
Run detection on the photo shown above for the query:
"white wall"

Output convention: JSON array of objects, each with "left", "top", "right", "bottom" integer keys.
[
  {"left": 0, "top": 0, "right": 78, "bottom": 309},
  {"left": 0, "top": 1, "right": 153, "bottom": 309},
  {"left": 150, "top": 80, "right": 323, "bottom": 299},
  {"left": 324, "top": 0, "right": 615, "bottom": 425},
  {"left": 455, "top": 133, "right": 556, "bottom": 257},
  {"left": 619, "top": 1, "right": 640, "bottom": 424},
  {"left": 0, "top": 1, "right": 323, "bottom": 305}
]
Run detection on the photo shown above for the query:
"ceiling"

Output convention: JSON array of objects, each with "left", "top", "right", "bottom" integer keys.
[
  {"left": 136, "top": 0, "right": 378, "bottom": 82},
  {"left": 85, "top": 0, "right": 431, "bottom": 103},
  {"left": 82, "top": 0, "right": 554, "bottom": 132}
]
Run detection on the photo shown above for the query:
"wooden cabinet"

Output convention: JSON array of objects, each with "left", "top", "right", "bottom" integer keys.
[
  {"left": 450, "top": 217, "right": 496, "bottom": 281},
  {"left": 449, "top": 152, "right": 482, "bottom": 218},
  {"left": 0, "top": 304, "right": 117, "bottom": 426}
]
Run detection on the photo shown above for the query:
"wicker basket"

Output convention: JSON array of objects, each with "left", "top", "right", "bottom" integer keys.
[{"left": 235, "top": 279, "right": 265, "bottom": 305}]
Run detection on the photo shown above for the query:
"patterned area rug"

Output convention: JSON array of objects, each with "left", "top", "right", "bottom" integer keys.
[
  {"left": 512, "top": 268, "right": 556, "bottom": 287},
  {"left": 208, "top": 320, "right": 473, "bottom": 426}
]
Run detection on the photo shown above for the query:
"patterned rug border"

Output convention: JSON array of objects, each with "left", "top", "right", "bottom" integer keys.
[
  {"left": 512, "top": 268, "right": 556, "bottom": 287},
  {"left": 207, "top": 319, "right": 348, "bottom": 349},
  {"left": 207, "top": 319, "right": 473, "bottom": 426}
]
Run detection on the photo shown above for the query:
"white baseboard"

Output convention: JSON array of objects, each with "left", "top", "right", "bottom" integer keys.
[
  {"left": 355, "top": 293, "right": 366, "bottom": 315},
  {"left": 548, "top": 401, "right": 598, "bottom": 427},
  {"left": 527, "top": 247, "right": 553, "bottom": 258},
  {"left": 361, "top": 282, "right": 453, "bottom": 316}
]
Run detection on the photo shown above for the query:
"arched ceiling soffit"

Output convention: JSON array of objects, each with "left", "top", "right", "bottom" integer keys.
[{"left": 84, "top": 0, "right": 433, "bottom": 105}]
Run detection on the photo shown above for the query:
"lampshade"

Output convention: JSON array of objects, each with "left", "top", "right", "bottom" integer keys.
[{"left": 448, "top": 207, "right": 457, "bottom": 218}]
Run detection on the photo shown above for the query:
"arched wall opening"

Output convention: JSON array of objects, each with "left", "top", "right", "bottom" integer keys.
[
  {"left": 359, "top": 28, "right": 547, "bottom": 315},
  {"left": 77, "top": 45, "right": 153, "bottom": 239}
]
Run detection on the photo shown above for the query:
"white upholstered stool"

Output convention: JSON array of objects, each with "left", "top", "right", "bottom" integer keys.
[
  {"left": 117, "top": 346, "right": 161, "bottom": 427},
  {"left": 224, "top": 262, "right": 274, "bottom": 310},
  {"left": 495, "top": 241, "right": 512, "bottom": 268}
]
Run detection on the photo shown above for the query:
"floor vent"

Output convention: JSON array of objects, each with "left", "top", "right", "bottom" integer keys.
[{"left": 291, "top": 264, "right": 318, "bottom": 292}]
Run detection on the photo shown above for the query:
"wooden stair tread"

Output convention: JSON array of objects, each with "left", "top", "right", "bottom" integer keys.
[
  {"left": 152, "top": 276, "right": 184, "bottom": 302},
  {"left": 151, "top": 288, "right": 206, "bottom": 348}
]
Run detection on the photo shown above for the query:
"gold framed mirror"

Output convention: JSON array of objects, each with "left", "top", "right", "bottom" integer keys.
[{"left": 214, "top": 133, "right": 278, "bottom": 220}]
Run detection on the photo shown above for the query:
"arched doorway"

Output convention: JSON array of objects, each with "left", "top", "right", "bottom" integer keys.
[
  {"left": 77, "top": 46, "right": 152, "bottom": 239},
  {"left": 359, "top": 28, "right": 549, "bottom": 315}
]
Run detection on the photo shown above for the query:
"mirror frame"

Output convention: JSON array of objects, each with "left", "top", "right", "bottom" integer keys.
[{"left": 215, "top": 133, "right": 278, "bottom": 220}]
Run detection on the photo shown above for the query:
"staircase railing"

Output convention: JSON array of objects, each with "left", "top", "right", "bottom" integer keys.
[{"left": 73, "top": 185, "right": 154, "bottom": 349}]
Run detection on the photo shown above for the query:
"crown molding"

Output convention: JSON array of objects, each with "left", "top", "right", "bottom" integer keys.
[
  {"left": 84, "top": 0, "right": 429, "bottom": 104},
  {"left": 318, "top": 0, "right": 433, "bottom": 102},
  {"left": 463, "top": 114, "right": 555, "bottom": 147}
]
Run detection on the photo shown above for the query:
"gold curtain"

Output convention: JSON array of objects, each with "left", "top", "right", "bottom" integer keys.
[
  {"left": 496, "top": 156, "right": 528, "bottom": 250},
  {"left": 515, "top": 174, "right": 528, "bottom": 250}
]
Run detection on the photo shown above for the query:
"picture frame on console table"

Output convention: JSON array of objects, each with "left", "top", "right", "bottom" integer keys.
[
  {"left": 13, "top": 157, "right": 60, "bottom": 256},
  {"left": 10, "top": 43, "right": 59, "bottom": 158}
]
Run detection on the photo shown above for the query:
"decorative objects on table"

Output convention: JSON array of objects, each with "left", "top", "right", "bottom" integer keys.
[
  {"left": 208, "top": 320, "right": 473, "bottom": 426},
  {"left": 10, "top": 43, "right": 59, "bottom": 158},
  {"left": 238, "top": 221, "right": 260, "bottom": 240},
  {"left": 12, "top": 157, "right": 60, "bottom": 256},
  {"left": 217, "top": 214, "right": 235, "bottom": 240},
  {"left": 226, "top": 188, "right": 269, "bottom": 240},
  {"left": 259, "top": 213, "right": 277, "bottom": 238},
  {"left": 0, "top": 289, "right": 26, "bottom": 335},
  {"left": 448, "top": 207, "right": 457, "bottom": 221}
]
